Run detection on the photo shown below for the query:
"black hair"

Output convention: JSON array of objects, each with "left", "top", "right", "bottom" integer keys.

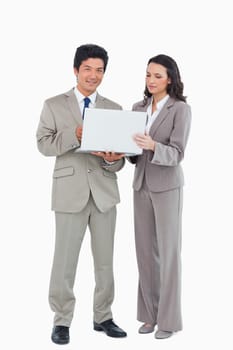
[
  {"left": 143, "top": 54, "right": 186, "bottom": 105},
  {"left": 73, "top": 44, "right": 108, "bottom": 72}
]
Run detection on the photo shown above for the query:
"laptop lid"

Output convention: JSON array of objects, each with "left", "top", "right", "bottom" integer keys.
[{"left": 75, "top": 108, "right": 147, "bottom": 155}]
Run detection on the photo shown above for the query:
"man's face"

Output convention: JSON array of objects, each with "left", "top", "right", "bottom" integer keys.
[{"left": 74, "top": 58, "right": 105, "bottom": 96}]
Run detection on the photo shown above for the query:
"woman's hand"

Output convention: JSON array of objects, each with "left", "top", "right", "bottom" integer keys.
[{"left": 133, "top": 133, "right": 156, "bottom": 151}]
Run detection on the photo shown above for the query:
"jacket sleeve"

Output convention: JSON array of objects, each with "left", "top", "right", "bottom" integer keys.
[
  {"left": 36, "top": 101, "right": 80, "bottom": 156},
  {"left": 126, "top": 155, "right": 138, "bottom": 164},
  {"left": 151, "top": 103, "right": 191, "bottom": 166}
]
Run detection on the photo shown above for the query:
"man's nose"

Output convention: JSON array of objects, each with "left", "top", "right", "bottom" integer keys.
[{"left": 89, "top": 70, "right": 97, "bottom": 79}]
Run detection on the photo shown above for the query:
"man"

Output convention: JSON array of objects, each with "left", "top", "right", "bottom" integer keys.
[{"left": 36, "top": 44, "right": 126, "bottom": 345}]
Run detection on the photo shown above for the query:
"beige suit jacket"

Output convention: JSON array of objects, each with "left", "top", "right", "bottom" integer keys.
[
  {"left": 36, "top": 88, "right": 125, "bottom": 213},
  {"left": 130, "top": 97, "right": 191, "bottom": 192}
]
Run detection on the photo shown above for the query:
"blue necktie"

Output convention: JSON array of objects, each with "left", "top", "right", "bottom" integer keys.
[{"left": 82, "top": 97, "right": 91, "bottom": 119}]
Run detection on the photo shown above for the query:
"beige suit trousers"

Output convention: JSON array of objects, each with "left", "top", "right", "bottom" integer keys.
[
  {"left": 134, "top": 183, "right": 183, "bottom": 332},
  {"left": 49, "top": 194, "right": 116, "bottom": 326}
]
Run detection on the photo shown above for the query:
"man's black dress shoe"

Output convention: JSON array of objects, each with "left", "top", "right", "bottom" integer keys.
[
  {"left": 94, "top": 319, "right": 127, "bottom": 338},
  {"left": 51, "top": 326, "right": 70, "bottom": 345}
]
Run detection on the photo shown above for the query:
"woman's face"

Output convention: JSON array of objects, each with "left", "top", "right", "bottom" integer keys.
[{"left": 146, "top": 63, "right": 171, "bottom": 99}]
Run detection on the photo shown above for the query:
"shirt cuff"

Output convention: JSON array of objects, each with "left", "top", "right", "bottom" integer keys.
[{"left": 103, "top": 159, "right": 116, "bottom": 165}]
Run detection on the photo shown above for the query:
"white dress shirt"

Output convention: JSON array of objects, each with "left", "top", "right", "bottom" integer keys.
[
  {"left": 74, "top": 87, "right": 97, "bottom": 115},
  {"left": 145, "top": 95, "right": 169, "bottom": 134}
]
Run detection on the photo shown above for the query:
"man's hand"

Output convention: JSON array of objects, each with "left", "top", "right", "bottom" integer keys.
[
  {"left": 91, "top": 151, "right": 125, "bottom": 162},
  {"left": 133, "top": 133, "right": 156, "bottom": 151},
  {"left": 76, "top": 126, "right": 82, "bottom": 142}
]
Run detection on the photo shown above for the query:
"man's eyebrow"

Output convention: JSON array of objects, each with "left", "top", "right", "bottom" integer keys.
[{"left": 83, "top": 64, "right": 104, "bottom": 70}]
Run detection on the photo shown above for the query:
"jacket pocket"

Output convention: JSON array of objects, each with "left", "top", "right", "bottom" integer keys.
[
  {"left": 53, "top": 166, "right": 74, "bottom": 178},
  {"left": 103, "top": 170, "right": 117, "bottom": 179}
]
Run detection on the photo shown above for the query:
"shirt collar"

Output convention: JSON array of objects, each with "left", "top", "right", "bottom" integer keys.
[{"left": 74, "top": 87, "right": 97, "bottom": 105}]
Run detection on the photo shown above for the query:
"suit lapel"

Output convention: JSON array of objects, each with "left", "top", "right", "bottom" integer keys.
[
  {"left": 65, "top": 88, "right": 83, "bottom": 125},
  {"left": 65, "top": 90, "right": 111, "bottom": 123},
  {"left": 95, "top": 93, "right": 106, "bottom": 108},
  {"left": 149, "top": 97, "right": 175, "bottom": 136}
]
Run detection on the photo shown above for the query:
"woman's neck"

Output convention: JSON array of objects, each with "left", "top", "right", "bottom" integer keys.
[{"left": 152, "top": 93, "right": 167, "bottom": 112}]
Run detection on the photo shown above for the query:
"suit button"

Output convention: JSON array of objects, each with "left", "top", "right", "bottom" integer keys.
[{"left": 87, "top": 169, "right": 92, "bottom": 173}]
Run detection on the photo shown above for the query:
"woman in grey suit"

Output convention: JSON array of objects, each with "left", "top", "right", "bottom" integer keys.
[{"left": 130, "top": 54, "right": 191, "bottom": 339}]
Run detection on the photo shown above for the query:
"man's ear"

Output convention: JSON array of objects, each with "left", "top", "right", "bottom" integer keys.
[{"left": 73, "top": 67, "right": 79, "bottom": 76}]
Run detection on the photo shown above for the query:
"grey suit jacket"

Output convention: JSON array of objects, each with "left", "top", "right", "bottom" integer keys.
[
  {"left": 36, "top": 88, "right": 125, "bottom": 213},
  {"left": 130, "top": 97, "right": 191, "bottom": 192}
]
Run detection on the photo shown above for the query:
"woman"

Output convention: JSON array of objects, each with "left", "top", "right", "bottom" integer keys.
[{"left": 130, "top": 54, "right": 191, "bottom": 339}]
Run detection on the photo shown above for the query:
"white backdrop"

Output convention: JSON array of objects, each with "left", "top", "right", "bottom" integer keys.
[{"left": 1, "top": 0, "right": 233, "bottom": 349}]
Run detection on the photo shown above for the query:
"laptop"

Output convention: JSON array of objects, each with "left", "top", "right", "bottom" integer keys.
[{"left": 75, "top": 108, "right": 147, "bottom": 155}]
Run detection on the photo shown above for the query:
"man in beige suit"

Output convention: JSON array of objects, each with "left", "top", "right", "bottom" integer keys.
[{"left": 36, "top": 44, "right": 127, "bottom": 344}]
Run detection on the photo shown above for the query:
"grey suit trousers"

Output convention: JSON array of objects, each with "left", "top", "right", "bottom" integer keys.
[
  {"left": 134, "top": 182, "right": 183, "bottom": 332},
  {"left": 49, "top": 194, "right": 116, "bottom": 326}
]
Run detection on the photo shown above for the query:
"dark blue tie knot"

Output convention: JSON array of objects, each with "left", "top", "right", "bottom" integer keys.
[
  {"left": 82, "top": 97, "right": 91, "bottom": 119},
  {"left": 83, "top": 97, "right": 91, "bottom": 108}
]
